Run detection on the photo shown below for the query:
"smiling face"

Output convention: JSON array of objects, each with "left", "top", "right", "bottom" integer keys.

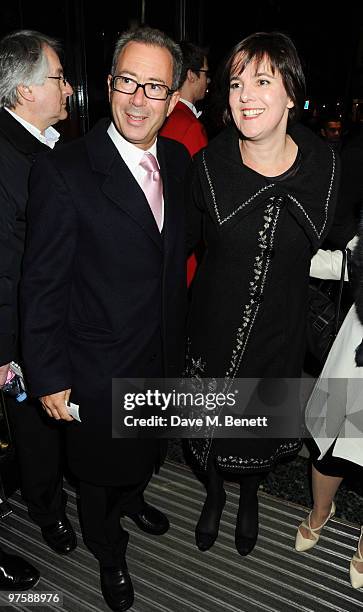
[
  {"left": 229, "top": 53, "right": 294, "bottom": 142},
  {"left": 108, "top": 41, "right": 180, "bottom": 150}
]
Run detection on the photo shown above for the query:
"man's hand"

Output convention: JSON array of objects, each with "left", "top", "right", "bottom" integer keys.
[
  {"left": 0, "top": 363, "right": 10, "bottom": 387},
  {"left": 40, "top": 389, "right": 74, "bottom": 421}
]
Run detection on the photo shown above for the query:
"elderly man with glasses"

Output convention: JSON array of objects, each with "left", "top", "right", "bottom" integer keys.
[{"left": 0, "top": 29, "right": 74, "bottom": 587}]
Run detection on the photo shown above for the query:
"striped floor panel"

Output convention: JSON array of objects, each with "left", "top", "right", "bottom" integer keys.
[{"left": 0, "top": 460, "right": 362, "bottom": 611}]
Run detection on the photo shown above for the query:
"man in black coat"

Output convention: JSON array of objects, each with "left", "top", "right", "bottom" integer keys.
[
  {"left": 21, "top": 27, "right": 189, "bottom": 611},
  {"left": 0, "top": 30, "right": 74, "bottom": 587}
]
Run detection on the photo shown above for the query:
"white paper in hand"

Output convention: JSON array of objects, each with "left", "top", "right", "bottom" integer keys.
[{"left": 65, "top": 400, "right": 81, "bottom": 422}]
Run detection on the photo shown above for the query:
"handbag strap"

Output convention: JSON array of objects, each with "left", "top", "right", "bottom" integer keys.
[{"left": 333, "top": 248, "right": 347, "bottom": 337}]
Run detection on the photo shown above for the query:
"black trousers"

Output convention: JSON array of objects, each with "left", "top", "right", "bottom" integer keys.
[
  {"left": 6, "top": 396, "right": 65, "bottom": 527},
  {"left": 79, "top": 475, "right": 151, "bottom": 567}
]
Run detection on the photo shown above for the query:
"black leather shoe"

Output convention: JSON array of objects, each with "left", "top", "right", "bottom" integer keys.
[
  {"left": 0, "top": 549, "right": 40, "bottom": 591},
  {"left": 124, "top": 503, "right": 169, "bottom": 535},
  {"left": 100, "top": 565, "right": 134, "bottom": 611},
  {"left": 41, "top": 516, "right": 77, "bottom": 554}
]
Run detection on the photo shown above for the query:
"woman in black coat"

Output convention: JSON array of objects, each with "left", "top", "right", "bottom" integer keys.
[{"left": 186, "top": 32, "right": 340, "bottom": 555}]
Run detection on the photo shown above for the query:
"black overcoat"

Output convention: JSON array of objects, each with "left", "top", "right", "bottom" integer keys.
[
  {"left": 21, "top": 119, "right": 190, "bottom": 485},
  {"left": 186, "top": 123, "right": 340, "bottom": 473},
  {"left": 0, "top": 109, "right": 48, "bottom": 364}
]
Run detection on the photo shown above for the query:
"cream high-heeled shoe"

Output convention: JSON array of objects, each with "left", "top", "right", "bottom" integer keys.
[
  {"left": 350, "top": 526, "right": 363, "bottom": 589},
  {"left": 295, "top": 501, "right": 336, "bottom": 552}
]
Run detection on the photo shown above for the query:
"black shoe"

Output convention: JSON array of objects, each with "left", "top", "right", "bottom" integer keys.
[
  {"left": 195, "top": 489, "right": 226, "bottom": 552},
  {"left": 195, "top": 530, "right": 217, "bottom": 552},
  {"left": 0, "top": 549, "right": 40, "bottom": 591},
  {"left": 41, "top": 516, "right": 77, "bottom": 554},
  {"left": 100, "top": 564, "right": 134, "bottom": 611},
  {"left": 235, "top": 493, "right": 258, "bottom": 556},
  {"left": 235, "top": 532, "right": 258, "bottom": 556},
  {"left": 124, "top": 504, "right": 169, "bottom": 535}
]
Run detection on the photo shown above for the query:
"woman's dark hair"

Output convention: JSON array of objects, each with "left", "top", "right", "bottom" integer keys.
[{"left": 222, "top": 31, "right": 306, "bottom": 125}]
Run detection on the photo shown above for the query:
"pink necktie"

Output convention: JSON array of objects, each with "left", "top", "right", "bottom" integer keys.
[{"left": 140, "top": 153, "right": 163, "bottom": 231}]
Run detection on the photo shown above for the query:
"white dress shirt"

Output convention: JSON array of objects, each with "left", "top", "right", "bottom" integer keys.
[
  {"left": 179, "top": 98, "right": 202, "bottom": 118},
  {"left": 5, "top": 107, "right": 60, "bottom": 148}
]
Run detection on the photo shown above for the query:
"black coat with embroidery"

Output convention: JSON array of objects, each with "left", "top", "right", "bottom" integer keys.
[{"left": 186, "top": 123, "right": 340, "bottom": 472}]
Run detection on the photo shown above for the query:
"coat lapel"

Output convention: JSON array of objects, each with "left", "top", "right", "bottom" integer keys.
[
  {"left": 0, "top": 108, "right": 49, "bottom": 158},
  {"left": 85, "top": 119, "right": 163, "bottom": 250},
  {"left": 102, "top": 159, "right": 163, "bottom": 250}
]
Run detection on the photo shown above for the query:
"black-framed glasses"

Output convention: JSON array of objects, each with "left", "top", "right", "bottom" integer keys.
[
  {"left": 47, "top": 76, "right": 69, "bottom": 87},
  {"left": 111, "top": 75, "right": 174, "bottom": 100}
]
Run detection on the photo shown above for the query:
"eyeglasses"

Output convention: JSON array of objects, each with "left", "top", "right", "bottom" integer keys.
[
  {"left": 47, "top": 76, "right": 69, "bottom": 87},
  {"left": 111, "top": 75, "right": 174, "bottom": 100}
]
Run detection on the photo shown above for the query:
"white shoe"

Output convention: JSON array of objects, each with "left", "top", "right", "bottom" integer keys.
[
  {"left": 350, "top": 526, "right": 363, "bottom": 589},
  {"left": 295, "top": 501, "right": 336, "bottom": 552}
]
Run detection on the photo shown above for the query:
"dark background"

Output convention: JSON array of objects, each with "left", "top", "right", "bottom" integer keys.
[{"left": 1, "top": 0, "right": 362, "bottom": 137}]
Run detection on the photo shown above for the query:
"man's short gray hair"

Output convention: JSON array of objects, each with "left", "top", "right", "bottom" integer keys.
[
  {"left": 0, "top": 30, "right": 61, "bottom": 108},
  {"left": 111, "top": 27, "right": 182, "bottom": 91}
]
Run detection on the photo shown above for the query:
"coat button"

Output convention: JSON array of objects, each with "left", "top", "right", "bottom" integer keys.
[{"left": 274, "top": 196, "right": 286, "bottom": 207}]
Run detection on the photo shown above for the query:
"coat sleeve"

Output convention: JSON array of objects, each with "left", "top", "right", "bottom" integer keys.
[
  {"left": 310, "top": 236, "right": 358, "bottom": 280},
  {"left": 0, "top": 178, "right": 17, "bottom": 365},
  {"left": 20, "top": 154, "right": 77, "bottom": 396}
]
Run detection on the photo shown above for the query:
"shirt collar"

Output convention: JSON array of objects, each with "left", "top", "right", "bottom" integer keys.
[
  {"left": 5, "top": 108, "right": 60, "bottom": 148},
  {"left": 107, "top": 121, "right": 159, "bottom": 169},
  {"left": 179, "top": 98, "right": 202, "bottom": 119}
]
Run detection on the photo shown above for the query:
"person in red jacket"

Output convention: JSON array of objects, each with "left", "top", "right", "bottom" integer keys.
[
  {"left": 160, "top": 42, "right": 210, "bottom": 285},
  {"left": 160, "top": 41, "right": 209, "bottom": 156}
]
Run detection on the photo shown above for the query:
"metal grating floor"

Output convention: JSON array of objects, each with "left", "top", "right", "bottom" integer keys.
[{"left": 0, "top": 460, "right": 362, "bottom": 612}]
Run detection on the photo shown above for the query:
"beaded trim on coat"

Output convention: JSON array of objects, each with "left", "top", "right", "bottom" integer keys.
[{"left": 186, "top": 191, "right": 286, "bottom": 469}]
